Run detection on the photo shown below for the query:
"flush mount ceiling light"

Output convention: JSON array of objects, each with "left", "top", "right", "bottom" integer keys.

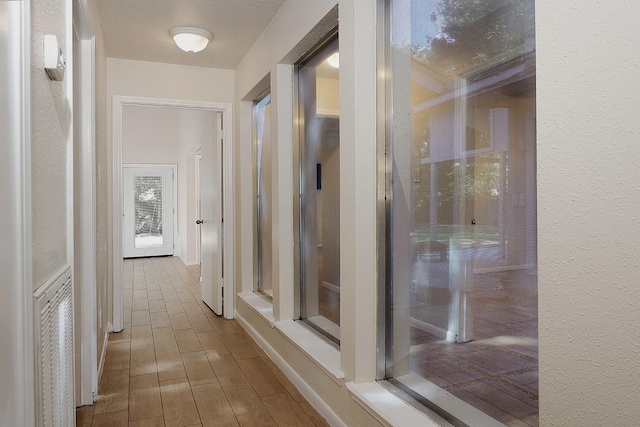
[{"left": 170, "top": 27, "right": 212, "bottom": 53}]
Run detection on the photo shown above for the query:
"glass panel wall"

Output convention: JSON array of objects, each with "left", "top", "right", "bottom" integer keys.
[
  {"left": 297, "top": 36, "right": 341, "bottom": 343},
  {"left": 386, "top": 1, "right": 537, "bottom": 424},
  {"left": 253, "top": 92, "right": 273, "bottom": 298}
]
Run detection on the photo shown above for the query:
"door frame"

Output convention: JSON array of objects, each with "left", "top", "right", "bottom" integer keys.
[
  {"left": 122, "top": 164, "right": 178, "bottom": 258},
  {"left": 1, "top": 1, "right": 35, "bottom": 424},
  {"left": 112, "top": 96, "right": 234, "bottom": 330},
  {"left": 73, "top": 0, "right": 98, "bottom": 406}
]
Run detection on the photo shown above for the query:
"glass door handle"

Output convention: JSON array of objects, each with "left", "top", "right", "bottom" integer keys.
[{"left": 196, "top": 219, "right": 203, "bottom": 225}]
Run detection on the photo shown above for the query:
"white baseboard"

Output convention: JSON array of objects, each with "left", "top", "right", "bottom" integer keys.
[
  {"left": 178, "top": 254, "right": 198, "bottom": 266},
  {"left": 236, "top": 314, "right": 347, "bottom": 427},
  {"left": 96, "top": 322, "right": 112, "bottom": 397},
  {"left": 174, "top": 235, "right": 181, "bottom": 258}
]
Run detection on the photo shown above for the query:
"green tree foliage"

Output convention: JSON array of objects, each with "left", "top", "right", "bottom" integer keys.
[{"left": 414, "top": 0, "right": 530, "bottom": 76}]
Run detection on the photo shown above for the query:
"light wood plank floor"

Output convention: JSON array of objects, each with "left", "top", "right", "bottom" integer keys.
[{"left": 77, "top": 257, "right": 329, "bottom": 427}]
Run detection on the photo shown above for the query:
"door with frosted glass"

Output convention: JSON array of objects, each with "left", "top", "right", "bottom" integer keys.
[{"left": 123, "top": 166, "right": 175, "bottom": 258}]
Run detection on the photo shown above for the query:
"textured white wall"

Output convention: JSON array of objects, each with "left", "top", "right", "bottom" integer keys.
[
  {"left": 107, "top": 58, "right": 235, "bottom": 102},
  {"left": 537, "top": 1, "right": 640, "bottom": 425},
  {"left": 122, "top": 106, "right": 181, "bottom": 163},
  {"left": 30, "top": 0, "right": 70, "bottom": 289}
]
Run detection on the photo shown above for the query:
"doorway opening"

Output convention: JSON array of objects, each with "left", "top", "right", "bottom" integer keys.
[{"left": 112, "top": 97, "right": 234, "bottom": 331}]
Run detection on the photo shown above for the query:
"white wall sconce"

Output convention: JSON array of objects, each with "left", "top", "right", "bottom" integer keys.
[{"left": 170, "top": 27, "right": 212, "bottom": 53}]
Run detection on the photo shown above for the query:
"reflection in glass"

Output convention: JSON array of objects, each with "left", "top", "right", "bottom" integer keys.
[
  {"left": 298, "top": 36, "right": 341, "bottom": 343},
  {"left": 134, "top": 175, "right": 164, "bottom": 249},
  {"left": 388, "top": 1, "right": 537, "bottom": 424},
  {"left": 254, "top": 93, "right": 273, "bottom": 297}
]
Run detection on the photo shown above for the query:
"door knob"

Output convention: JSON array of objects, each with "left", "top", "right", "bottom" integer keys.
[{"left": 196, "top": 219, "right": 203, "bottom": 225}]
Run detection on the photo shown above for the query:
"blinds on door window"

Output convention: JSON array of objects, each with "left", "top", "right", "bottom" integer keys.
[{"left": 134, "top": 175, "right": 164, "bottom": 249}]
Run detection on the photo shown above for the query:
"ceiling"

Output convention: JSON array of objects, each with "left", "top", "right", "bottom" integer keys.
[{"left": 96, "top": 0, "right": 287, "bottom": 70}]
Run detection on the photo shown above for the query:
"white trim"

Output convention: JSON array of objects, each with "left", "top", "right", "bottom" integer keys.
[
  {"left": 238, "top": 293, "right": 344, "bottom": 383},
  {"left": 391, "top": 373, "right": 507, "bottom": 427},
  {"left": 72, "top": 0, "right": 92, "bottom": 39},
  {"left": 112, "top": 96, "right": 234, "bottom": 330},
  {"left": 346, "top": 382, "right": 442, "bottom": 427},
  {"left": 17, "top": 0, "right": 35, "bottom": 422},
  {"left": 221, "top": 111, "right": 235, "bottom": 319},
  {"left": 112, "top": 98, "right": 124, "bottom": 332},
  {"left": 0, "top": 1, "right": 35, "bottom": 424},
  {"left": 274, "top": 320, "right": 344, "bottom": 382},
  {"left": 96, "top": 322, "right": 112, "bottom": 392},
  {"left": 66, "top": 0, "right": 74, "bottom": 293},
  {"left": 66, "top": 0, "right": 75, "bottom": 410},
  {"left": 88, "top": 34, "right": 98, "bottom": 406},
  {"left": 236, "top": 313, "right": 347, "bottom": 427},
  {"left": 238, "top": 292, "right": 275, "bottom": 324},
  {"left": 72, "top": 0, "right": 98, "bottom": 405}
]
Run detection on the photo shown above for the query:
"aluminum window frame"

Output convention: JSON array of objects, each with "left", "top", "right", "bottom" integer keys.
[
  {"left": 294, "top": 30, "right": 342, "bottom": 347},
  {"left": 378, "top": 1, "right": 538, "bottom": 426},
  {"left": 252, "top": 89, "right": 273, "bottom": 300}
]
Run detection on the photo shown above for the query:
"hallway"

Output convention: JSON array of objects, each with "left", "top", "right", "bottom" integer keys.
[{"left": 76, "top": 257, "right": 328, "bottom": 427}]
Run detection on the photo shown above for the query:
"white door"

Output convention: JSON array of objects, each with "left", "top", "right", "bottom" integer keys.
[
  {"left": 201, "top": 113, "right": 223, "bottom": 314},
  {"left": 123, "top": 165, "right": 175, "bottom": 258}
]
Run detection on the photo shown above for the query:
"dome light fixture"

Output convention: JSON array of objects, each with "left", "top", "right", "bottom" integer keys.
[{"left": 170, "top": 27, "right": 212, "bottom": 53}]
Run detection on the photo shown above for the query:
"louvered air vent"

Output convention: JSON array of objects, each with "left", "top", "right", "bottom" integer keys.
[{"left": 34, "top": 267, "right": 74, "bottom": 427}]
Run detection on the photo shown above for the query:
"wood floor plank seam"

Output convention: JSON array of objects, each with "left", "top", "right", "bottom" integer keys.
[{"left": 78, "top": 257, "right": 329, "bottom": 427}]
